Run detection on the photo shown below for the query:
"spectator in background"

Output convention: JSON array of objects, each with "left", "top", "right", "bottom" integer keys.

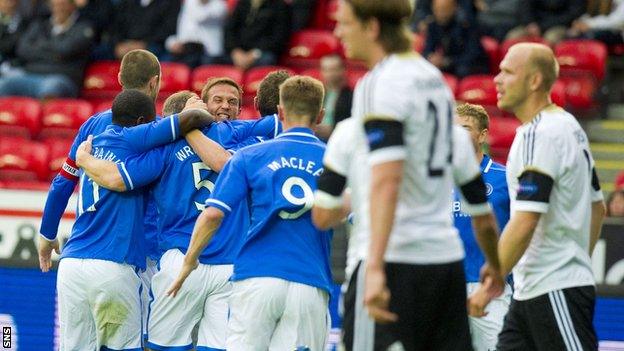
[
  {"left": 506, "top": 0, "right": 585, "bottom": 44},
  {"left": 291, "top": 0, "right": 316, "bottom": 31},
  {"left": 568, "top": 0, "right": 624, "bottom": 45},
  {"left": 0, "top": 0, "right": 28, "bottom": 65},
  {"left": 475, "top": 0, "right": 522, "bottom": 41},
  {"left": 74, "top": 0, "right": 114, "bottom": 44},
  {"left": 315, "top": 54, "right": 352, "bottom": 140},
  {"left": 224, "top": 0, "right": 291, "bottom": 70},
  {"left": 166, "top": 0, "right": 228, "bottom": 68},
  {"left": 423, "top": 0, "right": 490, "bottom": 78},
  {"left": 607, "top": 190, "right": 624, "bottom": 217},
  {"left": 110, "top": 0, "right": 179, "bottom": 60},
  {"left": 411, "top": 0, "right": 475, "bottom": 33},
  {"left": 0, "top": 0, "right": 94, "bottom": 98}
]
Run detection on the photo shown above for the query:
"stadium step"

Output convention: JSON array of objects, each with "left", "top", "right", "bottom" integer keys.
[
  {"left": 595, "top": 160, "right": 624, "bottom": 191},
  {"left": 591, "top": 143, "right": 624, "bottom": 161},
  {"left": 587, "top": 120, "right": 624, "bottom": 144},
  {"left": 607, "top": 104, "right": 624, "bottom": 120}
]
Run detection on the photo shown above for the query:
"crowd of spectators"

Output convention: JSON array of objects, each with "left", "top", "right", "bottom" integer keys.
[{"left": 0, "top": 0, "right": 622, "bottom": 99}]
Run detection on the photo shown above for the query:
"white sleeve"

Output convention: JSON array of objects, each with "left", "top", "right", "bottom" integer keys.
[
  {"left": 363, "top": 75, "right": 412, "bottom": 165},
  {"left": 452, "top": 126, "right": 481, "bottom": 186},
  {"left": 323, "top": 118, "right": 356, "bottom": 176},
  {"left": 514, "top": 126, "right": 562, "bottom": 213},
  {"left": 452, "top": 126, "right": 491, "bottom": 216}
]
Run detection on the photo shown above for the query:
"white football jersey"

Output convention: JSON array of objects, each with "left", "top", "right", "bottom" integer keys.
[
  {"left": 506, "top": 105, "right": 603, "bottom": 300},
  {"left": 322, "top": 118, "right": 369, "bottom": 278},
  {"left": 348, "top": 53, "right": 489, "bottom": 264}
]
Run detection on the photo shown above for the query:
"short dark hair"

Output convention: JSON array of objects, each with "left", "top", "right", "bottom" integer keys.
[
  {"left": 163, "top": 90, "right": 196, "bottom": 115},
  {"left": 257, "top": 70, "right": 291, "bottom": 116},
  {"left": 112, "top": 89, "right": 156, "bottom": 127},
  {"left": 119, "top": 50, "right": 161, "bottom": 90}
]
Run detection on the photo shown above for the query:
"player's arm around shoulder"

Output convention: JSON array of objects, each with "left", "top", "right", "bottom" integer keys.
[{"left": 75, "top": 135, "right": 126, "bottom": 192}]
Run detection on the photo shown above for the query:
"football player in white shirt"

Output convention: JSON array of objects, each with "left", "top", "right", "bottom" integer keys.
[
  {"left": 473, "top": 43, "right": 606, "bottom": 350},
  {"left": 323, "top": 1, "right": 505, "bottom": 349}
]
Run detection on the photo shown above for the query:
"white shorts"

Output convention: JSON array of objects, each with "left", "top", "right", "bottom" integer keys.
[
  {"left": 146, "top": 249, "right": 233, "bottom": 350},
  {"left": 139, "top": 257, "right": 158, "bottom": 340},
  {"left": 467, "top": 281, "right": 512, "bottom": 351},
  {"left": 57, "top": 258, "right": 142, "bottom": 351},
  {"left": 227, "top": 277, "right": 330, "bottom": 351}
]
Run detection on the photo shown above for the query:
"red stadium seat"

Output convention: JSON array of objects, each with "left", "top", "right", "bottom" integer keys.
[
  {"left": 550, "top": 80, "right": 566, "bottom": 107},
  {"left": 346, "top": 69, "right": 367, "bottom": 89},
  {"left": 0, "top": 96, "right": 41, "bottom": 139},
  {"left": 560, "top": 76, "right": 597, "bottom": 110},
  {"left": 488, "top": 115, "right": 521, "bottom": 163},
  {"left": 442, "top": 73, "right": 459, "bottom": 97},
  {"left": 81, "top": 60, "right": 122, "bottom": 100},
  {"left": 239, "top": 105, "right": 259, "bottom": 120},
  {"left": 40, "top": 99, "right": 93, "bottom": 140},
  {"left": 281, "top": 30, "right": 341, "bottom": 69},
  {"left": 93, "top": 99, "right": 114, "bottom": 114},
  {"left": 243, "top": 66, "right": 296, "bottom": 98},
  {"left": 0, "top": 137, "right": 49, "bottom": 181},
  {"left": 555, "top": 40, "right": 607, "bottom": 81},
  {"left": 0, "top": 180, "right": 51, "bottom": 190},
  {"left": 301, "top": 68, "right": 322, "bottom": 81},
  {"left": 160, "top": 62, "right": 192, "bottom": 97},
  {"left": 500, "top": 36, "right": 549, "bottom": 59},
  {"left": 191, "top": 65, "right": 244, "bottom": 94},
  {"left": 45, "top": 138, "right": 73, "bottom": 179},
  {"left": 310, "top": 0, "right": 338, "bottom": 30},
  {"left": 457, "top": 75, "right": 498, "bottom": 113},
  {"left": 481, "top": 36, "right": 500, "bottom": 73}
]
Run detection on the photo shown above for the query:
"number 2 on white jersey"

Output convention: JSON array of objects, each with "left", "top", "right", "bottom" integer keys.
[{"left": 279, "top": 176, "right": 314, "bottom": 219}]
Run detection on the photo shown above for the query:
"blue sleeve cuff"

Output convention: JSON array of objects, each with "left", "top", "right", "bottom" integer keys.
[
  {"left": 117, "top": 162, "right": 135, "bottom": 191},
  {"left": 170, "top": 114, "right": 180, "bottom": 141},
  {"left": 205, "top": 199, "right": 232, "bottom": 214}
]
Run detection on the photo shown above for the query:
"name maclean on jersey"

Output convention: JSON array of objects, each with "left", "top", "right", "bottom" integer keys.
[{"left": 267, "top": 157, "right": 324, "bottom": 177}]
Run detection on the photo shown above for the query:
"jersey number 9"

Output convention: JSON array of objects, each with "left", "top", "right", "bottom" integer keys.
[{"left": 279, "top": 176, "right": 314, "bottom": 220}]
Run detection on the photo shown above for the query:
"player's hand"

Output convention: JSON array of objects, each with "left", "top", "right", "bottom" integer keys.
[
  {"left": 363, "top": 265, "right": 398, "bottom": 324},
  {"left": 166, "top": 258, "right": 199, "bottom": 297},
  {"left": 38, "top": 236, "right": 60, "bottom": 273},
  {"left": 75, "top": 135, "right": 93, "bottom": 168},
  {"left": 479, "top": 263, "right": 504, "bottom": 298},
  {"left": 467, "top": 283, "right": 492, "bottom": 318},
  {"left": 182, "top": 95, "right": 208, "bottom": 112}
]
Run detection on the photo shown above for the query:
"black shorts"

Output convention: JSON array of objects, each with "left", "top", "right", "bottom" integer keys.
[
  {"left": 342, "top": 260, "right": 472, "bottom": 351},
  {"left": 497, "top": 286, "right": 597, "bottom": 351}
]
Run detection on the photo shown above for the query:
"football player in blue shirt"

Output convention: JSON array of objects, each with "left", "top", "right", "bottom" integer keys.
[
  {"left": 74, "top": 74, "right": 289, "bottom": 350},
  {"left": 57, "top": 89, "right": 214, "bottom": 351},
  {"left": 454, "top": 103, "right": 512, "bottom": 351},
  {"left": 168, "top": 76, "right": 331, "bottom": 351},
  {"left": 36, "top": 50, "right": 165, "bottom": 342}
]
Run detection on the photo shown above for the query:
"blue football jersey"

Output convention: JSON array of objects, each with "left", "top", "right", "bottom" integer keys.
[
  {"left": 454, "top": 155, "right": 510, "bottom": 282},
  {"left": 67, "top": 109, "right": 162, "bottom": 261},
  {"left": 61, "top": 115, "right": 181, "bottom": 270},
  {"left": 207, "top": 127, "right": 333, "bottom": 293},
  {"left": 116, "top": 115, "right": 282, "bottom": 265}
]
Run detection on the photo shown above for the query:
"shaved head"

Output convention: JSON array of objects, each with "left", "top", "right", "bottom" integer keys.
[{"left": 508, "top": 43, "right": 559, "bottom": 92}]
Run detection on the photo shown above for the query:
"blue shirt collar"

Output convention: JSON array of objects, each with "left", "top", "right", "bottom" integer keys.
[
  {"left": 276, "top": 127, "right": 319, "bottom": 141},
  {"left": 480, "top": 154, "right": 493, "bottom": 173}
]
